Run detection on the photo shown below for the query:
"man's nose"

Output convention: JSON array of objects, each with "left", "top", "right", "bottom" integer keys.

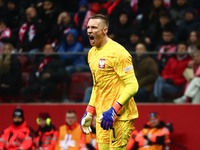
[{"left": 87, "top": 28, "right": 92, "bottom": 33}]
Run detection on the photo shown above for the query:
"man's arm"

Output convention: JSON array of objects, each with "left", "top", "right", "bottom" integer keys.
[
  {"left": 100, "top": 72, "right": 138, "bottom": 130},
  {"left": 18, "top": 128, "right": 33, "bottom": 150},
  {"left": 117, "top": 73, "right": 139, "bottom": 105},
  {"left": 100, "top": 49, "right": 139, "bottom": 130},
  {"left": 0, "top": 131, "right": 6, "bottom": 150},
  {"left": 88, "top": 87, "right": 96, "bottom": 107}
]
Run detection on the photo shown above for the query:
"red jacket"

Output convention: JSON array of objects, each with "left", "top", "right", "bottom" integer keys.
[
  {"left": 162, "top": 56, "right": 192, "bottom": 85},
  {"left": 34, "top": 124, "right": 58, "bottom": 150},
  {"left": 126, "top": 127, "right": 138, "bottom": 150},
  {"left": 0, "top": 121, "right": 33, "bottom": 150}
]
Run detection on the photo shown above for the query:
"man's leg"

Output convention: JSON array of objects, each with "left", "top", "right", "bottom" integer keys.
[
  {"left": 192, "top": 91, "right": 200, "bottom": 104},
  {"left": 135, "top": 87, "right": 149, "bottom": 102},
  {"left": 110, "top": 145, "right": 126, "bottom": 150},
  {"left": 98, "top": 144, "right": 126, "bottom": 150},
  {"left": 40, "top": 83, "right": 57, "bottom": 100},
  {"left": 185, "top": 77, "right": 200, "bottom": 98},
  {"left": 82, "top": 86, "right": 93, "bottom": 103},
  {"left": 153, "top": 76, "right": 166, "bottom": 101},
  {"left": 21, "top": 83, "right": 41, "bottom": 97},
  {"left": 162, "top": 84, "right": 182, "bottom": 95},
  {"left": 110, "top": 119, "right": 136, "bottom": 149},
  {"left": 96, "top": 122, "right": 110, "bottom": 150},
  {"left": 98, "top": 143, "right": 110, "bottom": 150}
]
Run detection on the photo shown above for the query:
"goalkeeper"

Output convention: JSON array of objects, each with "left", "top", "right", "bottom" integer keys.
[{"left": 81, "top": 14, "right": 139, "bottom": 150}]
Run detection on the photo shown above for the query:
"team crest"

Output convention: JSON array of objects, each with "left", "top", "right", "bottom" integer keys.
[{"left": 99, "top": 58, "right": 106, "bottom": 69}]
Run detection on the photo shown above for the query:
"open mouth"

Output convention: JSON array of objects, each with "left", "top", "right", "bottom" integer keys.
[
  {"left": 89, "top": 35, "right": 94, "bottom": 40},
  {"left": 89, "top": 35, "right": 95, "bottom": 44}
]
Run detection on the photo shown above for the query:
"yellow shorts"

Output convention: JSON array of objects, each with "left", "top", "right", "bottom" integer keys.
[{"left": 96, "top": 119, "right": 136, "bottom": 148}]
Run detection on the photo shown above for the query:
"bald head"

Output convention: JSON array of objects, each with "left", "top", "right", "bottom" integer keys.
[{"left": 26, "top": 7, "right": 37, "bottom": 22}]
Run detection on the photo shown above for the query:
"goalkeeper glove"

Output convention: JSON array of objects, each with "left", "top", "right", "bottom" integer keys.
[
  {"left": 99, "top": 101, "right": 122, "bottom": 130},
  {"left": 80, "top": 105, "right": 95, "bottom": 134}
]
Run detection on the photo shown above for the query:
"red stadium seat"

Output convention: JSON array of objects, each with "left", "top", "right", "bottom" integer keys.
[{"left": 67, "top": 72, "right": 93, "bottom": 101}]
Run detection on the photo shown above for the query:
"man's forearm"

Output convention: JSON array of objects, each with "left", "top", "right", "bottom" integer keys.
[
  {"left": 117, "top": 73, "right": 139, "bottom": 105},
  {"left": 88, "top": 87, "right": 96, "bottom": 107}
]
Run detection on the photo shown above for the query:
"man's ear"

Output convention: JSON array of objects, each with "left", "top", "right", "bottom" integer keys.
[{"left": 102, "top": 27, "right": 108, "bottom": 35}]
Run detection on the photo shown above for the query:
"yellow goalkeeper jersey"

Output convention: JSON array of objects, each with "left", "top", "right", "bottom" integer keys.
[{"left": 88, "top": 38, "right": 138, "bottom": 121}]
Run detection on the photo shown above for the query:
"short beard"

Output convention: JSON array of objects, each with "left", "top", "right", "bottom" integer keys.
[{"left": 14, "top": 121, "right": 24, "bottom": 126}]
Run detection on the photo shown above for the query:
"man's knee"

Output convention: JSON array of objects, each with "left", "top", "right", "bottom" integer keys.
[
  {"left": 40, "top": 85, "right": 56, "bottom": 97},
  {"left": 21, "top": 86, "right": 33, "bottom": 97},
  {"left": 98, "top": 143, "right": 110, "bottom": 150},
  {"left": 110, "top": 145, "right": 126, "bottom": 150},
  {"left": 156, "top": 76, "right": 165, "bottom": 82},
  {"left": 191, "top": 77, "right": 200, "bottom": 87}
]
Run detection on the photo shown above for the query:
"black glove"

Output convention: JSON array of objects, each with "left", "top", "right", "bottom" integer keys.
[
  {"left": 166, "top": 78, "right": 174, "bottom": 85},
  {"left": 166, "top": 122, "right": 173, "bottom": 133}
]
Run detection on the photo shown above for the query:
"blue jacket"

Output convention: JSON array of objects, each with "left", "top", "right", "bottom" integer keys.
[{"left": 57, "top": 28, "right": 86, "bottom": 66}]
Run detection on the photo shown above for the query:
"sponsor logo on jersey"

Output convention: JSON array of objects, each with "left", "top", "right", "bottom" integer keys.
[
  {"left": 99, "top": 58, "right": 106, "bottom": 69},
  {"left": 124, "top": 65, "right": 133, "bottom": 72}
]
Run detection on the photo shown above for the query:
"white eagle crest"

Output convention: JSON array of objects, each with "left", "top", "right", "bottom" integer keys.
[{"left": 99, "top": 59, "right": 106, "bottom": 69}]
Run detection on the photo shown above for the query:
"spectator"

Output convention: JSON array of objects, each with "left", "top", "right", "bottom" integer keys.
[
  {"left": 55, "top": 0, "right": 79, "bottom": 14},
  {"left": 5, "top": 0, "right": 21, "bottom": 33},
  {"left": 0, "top": 43, "right": 21, "bottom": 96},
  {"left": 74, "top": 0, "right": 93, "bottom": 46},
  {"left": 144, "top": 10, "right": 176, "bottom": 50},
  {"left": 0, "top": 0, "right": 7, "bottom": 19},
  {"left": 86, "top": 115, "right": 99, "bottom": 150},
  {"left": 51, "top": 11, "right": 76, "bottom": 42},
  {"left": 103, "top": 0, "right": 133, "bottom": 26},
  {"left": 55, "top": 110, "right": 90, "bottom": 150},
  {"left": 140, "top": 0, "right": 167, "bottom": 32},
  {"left": 132, "top": 112, "right": 170, "bottom": 150},
  {"left": 125, "top": 30, "right": 141, "bottom": 52},
  {"left": 34, "top": 112, "right": 58, "bottom": 150},
  {"left": 57, "top": 28, "right": 88, "bottom": 76},
  {"left": 0, "top": 107, "right": 34, "bottom": 150},
  {"left": 21, "top": 44, "right": 66, "bottom": 102},
  {"left": 18, "top": 7, "right": 46, "bottom": 55},
  {"left": 0, "top": 20, "right": 14, "bottom": 52},
  {"left": 37, "top": 0, "right": 61, "bottom": 38},
  {"left": 174, "top": 51, "right": 200, "bottom": 104},
  {"left": 187, "top": 30, "right": 200, "bottom": 54},
  {"left": 133, "top": 43, "right": 158, "bottom": 102},
  {"left": 112, "top": 11, "right": 133, "bottom": 46},
  {"left": 155, "top": 28, "right": 177, "bottom": 73},
  {"left": 175, "top": 7, "right": 200, "bottom": 42},
  {"left": 170, "top": 0, "right": 190, "bottom": 26},
  {"left": 189, "top": 0, "right": 200, "bottom": 9},
  {"left": 154, "top": 42, "right": 192, "bottom": 102},
  {"left": 137, "top": 0, "right": 153, "bottom": 14},
  {"left": 83, "top": 86, "right": 93, "bottom": 103}
]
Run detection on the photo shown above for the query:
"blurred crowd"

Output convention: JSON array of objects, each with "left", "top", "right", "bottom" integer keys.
[
  {"left": 0, "top": 0, "right": 200, "bottom": 103},
  {"left": 0, "top": 107, "right": 173, "bottom": 150}
]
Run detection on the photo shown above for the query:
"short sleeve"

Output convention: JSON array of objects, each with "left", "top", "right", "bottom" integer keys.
[{"left": 113, "top": 50, "right": 134, "bottom": 77}]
